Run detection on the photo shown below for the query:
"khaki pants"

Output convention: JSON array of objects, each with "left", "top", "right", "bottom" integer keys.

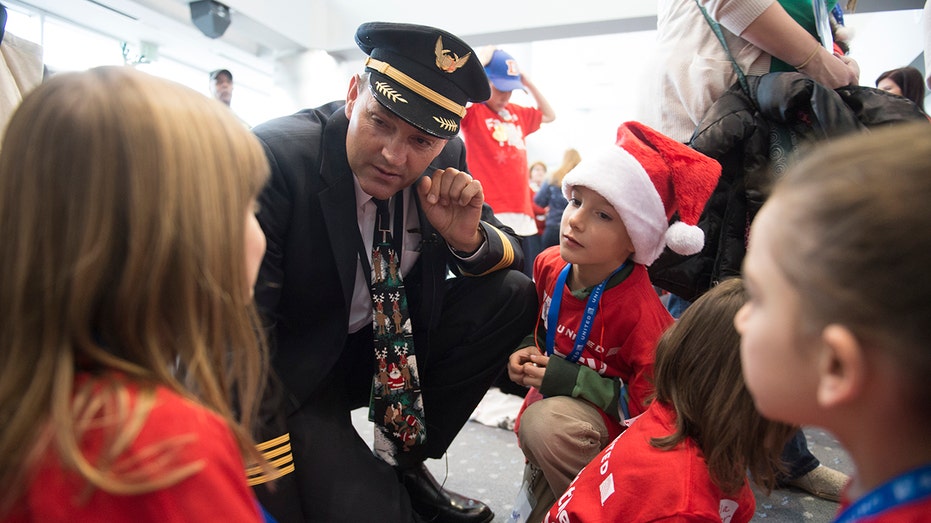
[{"left": 517, "top": 396, "right": 612, "bottom": 522}]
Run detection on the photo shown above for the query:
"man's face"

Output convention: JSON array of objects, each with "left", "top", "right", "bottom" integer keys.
[
  {"left": 344, "top": 75, "right": 447, "bottom": 200},
  {"left": 210, "top": 74, "right": 233, "bottom": 106}
]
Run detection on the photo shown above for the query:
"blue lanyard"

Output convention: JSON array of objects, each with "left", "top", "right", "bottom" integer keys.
[
  {"left": 545, "top": 262, "right": 625, "bottom": 363},
  {"left": 833, "top": 464, "right": 931, "bottom": 523}
]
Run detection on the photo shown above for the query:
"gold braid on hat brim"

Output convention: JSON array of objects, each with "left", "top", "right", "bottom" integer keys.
[{"left": 365, "top": 57, "right": 467, "bottom": 118}]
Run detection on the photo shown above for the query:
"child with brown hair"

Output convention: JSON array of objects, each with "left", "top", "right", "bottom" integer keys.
[
  {"left": 507, "top": 121, "right": 722, "bottom": 522},
  {"left": 0, "top": 67, "right": 272, "bottom": 521},
  {"left": 546, "top": 278, "right": 796, "bottom": 522},
  {"left": 736, "top": 121, "right": 931, "bottom": 521}
]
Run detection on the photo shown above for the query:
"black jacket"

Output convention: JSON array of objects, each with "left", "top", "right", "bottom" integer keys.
[
  {"left": 649, "top": 72, "right": 928, "bottom": 301},
  {"left": 252, "top": 105, "right": 524, "bottom": 410}
]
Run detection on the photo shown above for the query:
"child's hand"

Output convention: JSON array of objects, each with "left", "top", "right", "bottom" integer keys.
[{"left": 508, "top": 347, "right": 549, "bottom": 388}]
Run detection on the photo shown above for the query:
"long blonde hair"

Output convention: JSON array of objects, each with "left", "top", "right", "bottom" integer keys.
[
  {"left": 0, "top": 66, "right": 270, "bottom": 512},
  {"left": 545, "top": 148, "right": 581, "bottom": 186}
]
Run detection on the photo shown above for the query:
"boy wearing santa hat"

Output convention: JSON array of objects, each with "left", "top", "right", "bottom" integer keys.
[{"left": 506, "top": 121, "right": 722, "bottom": 522}]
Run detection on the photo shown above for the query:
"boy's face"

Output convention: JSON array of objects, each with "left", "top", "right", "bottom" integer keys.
[
  {"left": 485, "top": 84, "right": 513, "bottom": 114},
  {"left": 559, "top": 185, "right": 634, "bottom": 275},
  {"left": 734, "top": 201, "right": 821, "bottom": 426}
]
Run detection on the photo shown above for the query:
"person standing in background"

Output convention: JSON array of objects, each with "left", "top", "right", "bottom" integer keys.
[
  {"left": 209, "top": 67, "right": 251, "bottom": 128},
  {"left": 460, "top": 47, "right": 556, "bottom": 277},
  {"left": 209, "top": 68, "right": 234, "bottom": 106},
  {"left": 924, "top": 0, "right": 931, "bottom": 90},
  {"left": 0, "top": 2, "right": 44, "bottom": 145},
  {"left": 640, "top": 0, "right": 859, "bottom": 143},
  {"left": 875, "top": 66, "right": 926, "bottom": 110},
  {"left": 639, "top": 0, "right": 859, "bottom": 503},
  {"left": 528, "top": 161, "right": 547, "bottom": 192},
  {"left": 525, "top": 161, "right": 548, "bottom": 277},
  {"left": 534, "top": 148, "right": 580, "bottom": 251}
]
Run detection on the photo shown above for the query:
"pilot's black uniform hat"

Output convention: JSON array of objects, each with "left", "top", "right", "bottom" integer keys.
[{"left": 355, "top": 22, "right": 490, "bottom": 139}]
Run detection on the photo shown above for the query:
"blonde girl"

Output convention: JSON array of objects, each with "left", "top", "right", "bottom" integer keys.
[
  {"left": 0, "top": 67, "right": 270, "bottom": 520},
  {"left": 737, "top": 122, "right": 931, "bottom": 522},
  {"left": 534, "top": 148, "right": 581, "bottom": 249}
]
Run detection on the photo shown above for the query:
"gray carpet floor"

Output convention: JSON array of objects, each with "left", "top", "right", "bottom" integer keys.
[{"left": 351, "top": 393, "right": 854, "bottom": 522}]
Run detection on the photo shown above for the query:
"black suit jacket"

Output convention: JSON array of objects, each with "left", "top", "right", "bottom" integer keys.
[{"left": 252, "top": 105, "right": 523, "bottom": 410}]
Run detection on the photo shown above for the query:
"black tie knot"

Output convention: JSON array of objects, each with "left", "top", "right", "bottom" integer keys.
[{"left": 373, "top": 198, "right": 391, "bottom": 231}]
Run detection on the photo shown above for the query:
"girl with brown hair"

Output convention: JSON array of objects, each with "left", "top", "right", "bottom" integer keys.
[
  {"left": 547, "top": 278, "right": 795, "bottom": 522},
  {"left": 737, "top": 122, "right": 931, "bottom": 521},
  {"left": 0, "top": 66, "right": 271, "bottom": 520}
]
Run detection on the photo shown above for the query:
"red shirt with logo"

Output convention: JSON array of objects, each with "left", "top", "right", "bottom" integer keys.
[{"left": 545, "top": 401, "right": 756, "bottom": 523}]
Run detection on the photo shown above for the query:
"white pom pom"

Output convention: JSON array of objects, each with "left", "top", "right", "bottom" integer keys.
[{"left": 665, "top": 221, "right": 705, "bottom": 256}]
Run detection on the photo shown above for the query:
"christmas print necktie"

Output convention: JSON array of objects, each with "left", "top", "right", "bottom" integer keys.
[{"left": 369, "top": 198, "right": 426, "bottom": 464}]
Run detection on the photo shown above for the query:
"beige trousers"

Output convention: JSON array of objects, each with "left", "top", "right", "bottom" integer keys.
[{"left": 517, "top": 396, "right": 612, "bottom": 522}]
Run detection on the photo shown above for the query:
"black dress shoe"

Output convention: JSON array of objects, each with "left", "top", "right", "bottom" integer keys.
[{"left": 400, "top": 463, "right": 494, "bottom": 523}]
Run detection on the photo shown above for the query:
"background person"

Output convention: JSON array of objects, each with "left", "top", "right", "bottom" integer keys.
[
  {"left": 640, "top": 0, "right": 859, "bottom": 143},
  {"left": 460, "top": 47, "right": 556, "bottom": 278},
  {"left": 523, "top": 160, "right": 548, "bottom": 277},
  {"left": 0, "top": 2, "right": 43, "bottom": 146},
  {"left": 209, "top": 68, "right": 234, "bottom": 106},
  {"left": 640, "top": 1, "right": 860, "bottom": 499},
  {"left": 533, "top": 148, "right": 580, "bottom": 250},
  {"left": 875, "top": 66, "right": 926, "bottom": 109}
]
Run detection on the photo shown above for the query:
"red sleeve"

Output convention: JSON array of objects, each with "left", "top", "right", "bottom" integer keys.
[
  {"left": 17, "top": 386, "right": 264, "bottom": 522},
  {"left": 511, "top": 104, "right": 543, "bottom": 137},
  {"left": 128, "top": 389, "right": 264, "bottom": 521}
]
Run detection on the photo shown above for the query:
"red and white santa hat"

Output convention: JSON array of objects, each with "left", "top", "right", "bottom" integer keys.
[{"left": 562, "top": 121, "right": 722, "bottom": 266}]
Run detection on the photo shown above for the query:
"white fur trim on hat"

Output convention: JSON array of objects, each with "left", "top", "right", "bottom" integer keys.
[{"left": 562, "top": 146, "right": 668, "bottom": 265}]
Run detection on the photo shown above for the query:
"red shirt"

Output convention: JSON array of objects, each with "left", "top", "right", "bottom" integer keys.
[
  {"left": 535, "top": 246, "right": 671, "bottom": 419},
  {"left": 545, "top": 401, "right": 756, "bottom": 523},
  {"left": 460, "top": 102, "right": 543, "bottom": 217},
  {"left": 5, "top": 377, "right": 263, "bottom": 522}
]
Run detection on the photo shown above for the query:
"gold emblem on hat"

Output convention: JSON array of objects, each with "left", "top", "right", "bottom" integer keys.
[
  {"left": 433, "top": 116, "right": 458, "bottom": 132},
  {"left": 375, "top": 81, "right": 408, "bottom": 104},
  {"left": 434, "top": 36, "right": 471, "bottom": 73}
]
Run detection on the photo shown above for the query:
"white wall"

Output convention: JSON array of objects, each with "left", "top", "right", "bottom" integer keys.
[
  {"left": 263, "top": 9, "right": 925, "bottom": 169},
  {"left": 9, "top": 2, "right": 919, "bottom": 141}
]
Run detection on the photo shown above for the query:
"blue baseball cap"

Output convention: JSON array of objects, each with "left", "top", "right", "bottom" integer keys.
[{"left": 484, "top": 49, "right": 525, "bottom": 92}]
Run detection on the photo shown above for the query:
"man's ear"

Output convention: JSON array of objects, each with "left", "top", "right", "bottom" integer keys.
[
  {"left": 816, "top": 324, "right": 866, "bottom": 408},
  {"left": 345, "top": 75, "right": 361, "bottom": 118}
]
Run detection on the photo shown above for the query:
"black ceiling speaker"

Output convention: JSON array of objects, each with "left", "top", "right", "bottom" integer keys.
[{"left": 190, "top": 0, "right": 231, "bottom": 39}]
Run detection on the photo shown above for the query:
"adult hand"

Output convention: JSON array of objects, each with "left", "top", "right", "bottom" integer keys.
[
  {"left": 417, "top": 168, "right": 484, "bottom": 253},
  {"left": 508, "top": 346, "right": 549, "bottom": 389},
  {"left": 801, "top": 47, "right": 860, "bottom": 88}
]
